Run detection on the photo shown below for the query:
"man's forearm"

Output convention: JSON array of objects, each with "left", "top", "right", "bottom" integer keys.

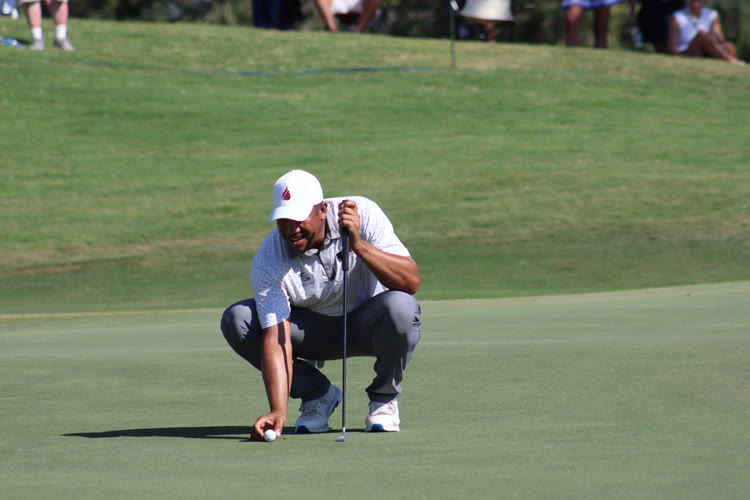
[
  {"left": 351, "top": 239, "right": 420, "bottom": 295},
  {"left": 261, "top": 322, "right": 293, "bottom": 413}
]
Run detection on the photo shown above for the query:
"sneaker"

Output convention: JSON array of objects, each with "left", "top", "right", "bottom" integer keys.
[
  {"left": 30, "top": 39, "right": 44, "bottom": 50},
  {"left": 365, "top": 399, "right": 400, "bottom": 432},
  {"left": 53, "top": 38, "right": 75, "bottom": 51},
  {"left": 295, "top": 385, "right": 342, "bottom": 433}
]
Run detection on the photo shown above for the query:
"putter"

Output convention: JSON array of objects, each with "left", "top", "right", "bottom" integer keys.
[{"left": 336, "top": 226, "right": 350, "bottom": 443}]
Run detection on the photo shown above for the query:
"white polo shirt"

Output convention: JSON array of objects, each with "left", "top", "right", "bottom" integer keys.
[{"left": 251, "top": 196, "right": 411, "bottom": 329}]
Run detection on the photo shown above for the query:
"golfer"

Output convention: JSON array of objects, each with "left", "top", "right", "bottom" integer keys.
[{"left": 220, "top": 170, "right": 421, "bottom": 441}]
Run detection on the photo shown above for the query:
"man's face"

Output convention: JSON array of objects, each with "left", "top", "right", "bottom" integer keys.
[{"left": 276, "top": 202, "right": 327, "bottom": 253}]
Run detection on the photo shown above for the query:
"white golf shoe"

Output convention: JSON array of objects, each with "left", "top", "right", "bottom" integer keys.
[
  {"left": 365, "top": 399, "right": 400, "bottom": 432},
  {"left": 295, "top": 385, "right": 342, "bottom": 433}
]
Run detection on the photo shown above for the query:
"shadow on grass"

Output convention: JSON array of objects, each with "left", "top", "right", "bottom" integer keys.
[
  {"left": 63, "top": 426, "right": 261, "bottom": 441},
  {"left": 64, "top": 426, "right": 368, "bottom": 441}
]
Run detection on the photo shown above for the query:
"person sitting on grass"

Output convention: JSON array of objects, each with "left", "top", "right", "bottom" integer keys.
[
  {"left": 627, "top": 0, "right": 685, "bottom": 54},
  {"left": 666, "top": 0, "right": 743, "bottom": 64}
]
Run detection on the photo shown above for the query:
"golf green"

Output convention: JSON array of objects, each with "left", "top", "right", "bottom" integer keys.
[{"left": 2, "top": 282, "right": 748, "bottom": 498}]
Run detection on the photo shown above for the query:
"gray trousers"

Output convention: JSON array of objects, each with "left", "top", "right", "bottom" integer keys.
[{"left": 220, "top": 291, "right": 421, "bottom": 403}]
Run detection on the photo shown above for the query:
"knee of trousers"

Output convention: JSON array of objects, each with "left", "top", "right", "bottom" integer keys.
[
  {"left": 378, "top": 291, "right": 422, "bottom": 348},
  {"left": 220, "top": 300, "right": 260, "bottom": 349}
]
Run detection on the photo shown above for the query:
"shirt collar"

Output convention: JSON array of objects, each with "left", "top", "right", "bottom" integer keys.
[{"left": 323, "top": 200, "right": 341, "bottom": 241}]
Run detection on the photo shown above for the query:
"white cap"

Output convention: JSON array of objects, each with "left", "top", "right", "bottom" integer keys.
[{"left": 269, "top": 170, "right": 324, "bottom": 222}]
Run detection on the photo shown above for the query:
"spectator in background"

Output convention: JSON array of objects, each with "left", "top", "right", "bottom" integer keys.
[
  {"left": 562, "top": 0, "right": 625, "bottom": 48},
  {"left": 252, "top": 0, "right": 301, "bottom": 30},
  {"left": 1, "top": 0, "right": 20, "bottom": 19},
  {"left": 314, "top": 0, "right": 380, "bottom": 32},
  {"left": 667, "top": 0, "right": 743, "bottom": 64},
  {"left": 20, "top": 0, "right": 74, "bottom": 50},
  {"left": 628, "top": 0, "right": 684, "bottom": 53}
]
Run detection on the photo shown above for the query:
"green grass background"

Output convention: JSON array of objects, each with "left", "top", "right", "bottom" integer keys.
[
  {"left": 2, "top": 18, "right": 750, "bottom": 313},
  {"left": 1, "top": 17, "right": 749, "bottom": 499}
]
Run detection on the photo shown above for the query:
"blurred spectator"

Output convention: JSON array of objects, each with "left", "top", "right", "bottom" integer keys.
[
  {"left": 252, "top": 0, "right": 301, "bottom": 30},
  {"left": 562, "top": 0, "right": 625, "bottom": 48},
  {"left": 627, "top": 0, "right": 684, "bottom": 53},
  {"left": 20, "top": 0, "right": 74, "bottom": 50},
  {"left": 1, "top": 0, "right": 20, "bottom": 19},
  {"left": 667, "top": 0, "right": 742, "bottom": 64},
  {"left": 314, "top": 0, "right": 379, "bottom": 32},
  {"left": 443, "top": 0, "right": 497, "bottom": 42}
]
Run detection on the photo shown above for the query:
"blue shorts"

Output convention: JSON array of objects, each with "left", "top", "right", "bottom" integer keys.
[{"left": 561, "top": 0, "right": 624, "bottom": 9}]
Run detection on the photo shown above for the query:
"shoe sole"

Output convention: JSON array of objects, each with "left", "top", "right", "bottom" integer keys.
[
  {"left": 365, "top": 424, "right": 400, "bottom": 432},
  {"left": 365, "top": 424, "right": 401, "bottom": 432},
  {"left": 365, "top": 421, "right": 400, "bottom": 432},
  {"left": 295, "top": 425, "right": 328, "bottom": 433}
]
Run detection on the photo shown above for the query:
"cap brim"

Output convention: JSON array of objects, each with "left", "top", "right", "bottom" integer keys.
[{"left": 269, "top": 204, "right": 314, "bottom": 222}]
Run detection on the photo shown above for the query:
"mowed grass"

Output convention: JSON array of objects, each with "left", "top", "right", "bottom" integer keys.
[
  {"left": 1, "top": 19, "right": 749, "bottom": 498},
  {"left": 1, "top": 282, "right": 748, "bottom": 499},
  {"left": 1, "top": 18, "right": 749, "bottom": 314}
]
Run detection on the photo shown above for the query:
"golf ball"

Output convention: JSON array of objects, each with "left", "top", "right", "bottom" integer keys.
[{"left": 263, "top": 429, "right": 277, "bottom": 442}]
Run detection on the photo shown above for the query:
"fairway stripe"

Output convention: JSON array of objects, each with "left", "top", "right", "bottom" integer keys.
[
  {"left": 0, "top": 308, "right": 219, "bottom": 320},
  {"left": 198, "top": 66, "right": 434, "bottom": 77},
  {"left": 2, "top": 281, "right": 747, "bottom": 321}
]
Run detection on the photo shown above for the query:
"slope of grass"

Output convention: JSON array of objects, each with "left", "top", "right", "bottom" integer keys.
[{"left": 1, "top": 18, "right": 749, "bottom": 313}]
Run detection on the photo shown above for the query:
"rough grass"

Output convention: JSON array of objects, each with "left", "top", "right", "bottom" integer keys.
[{"left": 1, "top": 18, "right": 749, "bottom": 313}]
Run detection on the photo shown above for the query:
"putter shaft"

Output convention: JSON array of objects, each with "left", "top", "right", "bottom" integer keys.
[{"left": 338, "top": 226, "right": 350, "bottom": 442}]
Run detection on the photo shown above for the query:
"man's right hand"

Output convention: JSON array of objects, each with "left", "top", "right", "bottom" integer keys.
[{"left": 251, "top": 412, "right": 286, "bottom": 441}]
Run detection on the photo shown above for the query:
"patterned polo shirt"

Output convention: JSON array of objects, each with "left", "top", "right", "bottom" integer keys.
[{"left": 251, "top": 196, "right": 411, "bottom": 329}]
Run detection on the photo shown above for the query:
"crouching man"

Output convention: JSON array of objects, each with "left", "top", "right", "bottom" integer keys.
[{"left": 221, "top": 170, "right": 421, "bottom": 441}]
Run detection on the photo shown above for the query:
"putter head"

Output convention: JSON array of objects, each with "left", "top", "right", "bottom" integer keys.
[{"left": 335, "top": 431, "right": 349, "bottom": 442}]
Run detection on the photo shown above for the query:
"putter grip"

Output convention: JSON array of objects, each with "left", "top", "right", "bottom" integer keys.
[{"left": 341, "top": 228, "right": 350, "bottom": 272}]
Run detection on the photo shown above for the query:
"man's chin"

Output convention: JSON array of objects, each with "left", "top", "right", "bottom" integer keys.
[{"left": 287, "top": 239, "right": 309, "bottom": 253}]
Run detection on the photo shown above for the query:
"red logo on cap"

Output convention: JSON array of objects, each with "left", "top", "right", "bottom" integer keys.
[{"left": 282, "top": 187, "right": 291, "bottom": 201}]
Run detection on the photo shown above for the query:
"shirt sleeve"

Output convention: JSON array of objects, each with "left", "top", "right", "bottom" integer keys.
[
  {"left": 251, "top": 247, "right": 292, "bottom": 330},
  {"left": 359, "top": 198, "right": 410, "bottom": 257}
]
